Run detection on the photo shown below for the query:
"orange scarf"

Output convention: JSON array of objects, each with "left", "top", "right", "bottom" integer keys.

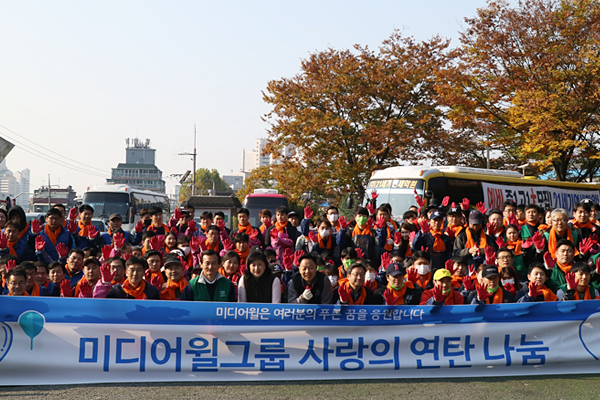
[
  {"left": 485, "top": 287, "right": 504, "bottom": 304},
  {"left": 148, "top": 271, "right": 165, "bottom": 288},
  {"left": 338, "top": 266, "right": 347, "bottom": 280},
  {"left": 383, "top": 225, "right": 393, "bottom": 251},
  {"left": 506, "top": 240, "right": 522, "bottom": 256},
  {"left": 111, "top": 276, "right": 126, "bottom": 285},
  {"left": 18, "top": 223, "right": 29, "bottom": 240},
  {"left": 449, "top": 225, "right": 463, "bottom": 237},
  {"left": 160, "top": 278, "right": 189, "bottom": 300},
  {"left": 573, "top": 220, "right": 596, "bottom": 230},
  {"left": 238, "top": 224, "right": 253, "bottom": 235},
  {"left": 259, "top": 224, "right": 268, "bottom": 234},
  {"left": 219, "top": 267, "right": 241, "bottom": 282},
  {"left": 451, "top": 275, "right": 466, "bottom": 289},
  {"left": 317, "top": 234, "right": 332, "bottom": 250},
  {"left": 148, "top": 223, "right": 169, "bottom": 233},
  {"left": 6, "top": 240, "right": 17, "bottom": 256},
  {"left": 431, "top": 230, "right": 446, "bottom": 252},
  {"left": 274, "top": 222, "right": 287, "bottom": 234},
  {"left": 538, "top": 285, "right": 558, "bottom": 302},
  {"left": 78, "top": 220, "right": 91, "bottom": 237},
  {"left": 465, "top": 228, "right": 487, "bottom": 249},
  {"left": 576, "top": 286, "right": 593, "bottom": 300},
  {"left": 556, "top": 261, "right": 572, "bottom": 275},
  {"left": 27, "top": 283, "right": 41, "bottom": 297},
  {"left": 205, "top": 240, "right": 220, "bottom": 252},
  {"left": 74, "top": 276, "right": 98, "bottom": 297},
  {"left": 352, "top": 225, "right": 373, "bottom": 237},
  {"left": 44, "top": 224, "right": 61, "bottom": 245},
  {"left": 417, "top": 272, "right": 432, "bottom": 290},
  {"left": 341, "top": 282, "right": 367, "bottom": 305},
  {"left": 386, "top": 282, "right": 414, "bottom": 305},
  {"left": 122, "top": 279, "right": 148, "bottom": 299},
  {"left": 548, "top": 227, "right": 579, "bottom": 258},
  {"left": 235, "top": 247, "right": 250, "bottom": 265}
]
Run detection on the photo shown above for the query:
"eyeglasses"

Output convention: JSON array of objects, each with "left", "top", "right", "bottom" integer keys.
[{"left": 497, "top": 256, "right": 512, "bottom": 261}]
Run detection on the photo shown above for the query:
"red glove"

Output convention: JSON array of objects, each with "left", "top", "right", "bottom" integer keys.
[
  {"left": 383, "top": 288, "right": 400, "bottom": 305},
  {"left": 394, "top": 231, "right": 402, "bottom": 244},
  {"left": 60, "top": 280, "right": 73, "bottom": 297},
  {"left": 31, "top": 219, "right": 42, "bottom": 234},
  {"left": 414, "top": 189, "right": 425, "bottom": 207},
  {"left": 468, "top": 264, "right": 476, "bottom": 276},
  {"left": 293, "top": 250, "right": 305, "bottom": 266},
  {"left": 597, "top": 257, "right": 600, "bottom": 274},
  {"left": 5, "top": 259, "right": 17, "bottom": 272},
  {"left": 371, "top": 190, "right": 379, "bottom": 200},
  {"left": 580, "top": 237, "right": 596, "bottom": 254},
  {"left": 528, "top": 281, "right": 541, "bottom": 298},
  {"left": 304, "top": 206, "right": 313, "bottom": 219},
  {"left": 463, "top": 276, "right": 475, "bottom": 291},
  {"left": 484, "top": 246, "right": 496, "bottom": 265},
  {"left": 101, "top": 245, "right": 112, "bottom": 260},
  {"left": 182, "top": 259, "right": 190, "bottom": 277},
  {"left": 56, "top": 243, "right": 68, "bottom": 258},
  {"left": 407, "top": 267, "right": 419, "bottom": 284},
  {"left": 476, "top": 282, "right": 492, "bottom": 302},
  {"left": 565, "top": 271, "right": 577, "bottom": 290},
  {"left": 68, "top": 221, "right": 77, "bottom": 234},
  {"left": 88, "top": 225, "right": 99, "bottom": 239},
  {"left": 282, "top": 248, "right": 294, "bottom": 271},
  {"left": 308, "top": 231, "right": 318, "bottom": 243},
  {"left": 445, "top": 259, "right": 455, "bottom": 274},
  {"left": 366, "top": 203, "right": 376, "bottom": 216},
  {"left": 444, "top": 226, "right": 455, "bottom": 239},
  {"left": 419, "top": 220, "right": 430, "bottom": 234},
  {"left": 135, "top": 220, "right": 144, "bottom": 233},
  {"left": 69, "top": 207, "right": 78, "bottom": 221},
  {"left": 0, "top": 233, "right": 7, "bottom": 249},
  {"left": 217, "top": 219, "right": 226, "bottom": 231},
  {"left": 367, "top": 218, "right": 374, "bottom": 230},
  {"left": 461, "top": 198, "right": 470, "bottom": 210},
  {"left": 35, "top": 236, "right": 46, "bottom": 251},
  {"left": 522, "top": 238, "right": 534, "bottom": 249},
  {"left": 198, "top": 236, "right": 208, "bottom": 251},
  {"left": 486, "top": 222, "right": 497, "bottom": 236},
  {"left": 150, "top": 274, "right": 162, "bottom": 290},
  {"left": 355, "top": 248, "right": 365, "bottom": 259},
  {"left": 100, "top": 263, "right": 115, "bottom": 283},
  {"left": 150, "top": 236, "right": 162, "bottom": 251},
  {"left": 78, "top": 281, "right": 92, "bottom": 298},
  {"left": 222, "top": 238, "right": 234, "bottom": 251},
  {"left": 496, "top": 236, "right": 507, "bottom": 249},
  {"left": 174, "top": 208, "right": 182, "bottom": 220},
  {"left": 380, "top": 252, "right": 391, "bottom": 271},
  {"left": 507, "top": 214, "right": 519, "bottom": 227},
  {"left": 263, "top": 218, "right": 272, "bottom": 229},
  {"left": 338, "top": 283, "right": 352, "bottom": 303},
  {"left": 420, "top": 246, "right": 430, "bottom": 253},
  {"left": 432, "top": 284, "right": 445, "bottom": 302},
  {"left": 441, "top": 196, "right": 450, "bottom": 207},
  {"left": 409, "top": 231, "right": 417, "bottom": 244},
  {"left": 170, "top": 227, "right": 178, "bottom": 234},
  {"left": 336, "top": 217, "right": 347, "bottom": 230},
  {"left": 249, "top": 228, "right": 259, "bottom": 241},
  {"left": 543, "top": 251, "right": 555, "bottom": 269},
  {"left": 187, "top": 220, "right": 196, "bottom": 233},
  {"left": 144, "top": 269, "right": 152, "bottom": 283},
  {"left": 123, "top": 252, "right": 132, "bottom": 261},
  {"left": 476, "top": 202, "right": 488, "bottom": 215},
  {"left": 532, "top": 231, "right": 546, "bottom": 250},
  {"left": 504, "top": 282, "right": 516, "bottom": 296},
  {"left": 114, "top": 232, "right": 125, "bottom": 249},
  {"left": 375, "top": 216, "right": 386, "bottom": 229},
  {"left": 190, "top": 236, "right": 201, "bottom": 252}
]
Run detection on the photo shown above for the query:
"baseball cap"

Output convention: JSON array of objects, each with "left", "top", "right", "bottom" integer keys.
[
  {"left": 109, "top": 213, "right": 122, "bottom": 221},
  {"left": 429, "top": 211, "right": 444, "bottom": 220},
  {"left": 163, "top": 253, "right": 183, "bottom": 269},
  {"left": 434, "top": 268, "right": 452, "bottom": 281},
  {"left": 482, "top": 265, "right": 500, "bottom": 278},
  {"left": 386, "top": 262, "right": 406, "bottom": 277},
  {"left": 468, "top": 210, "right": 484, "bottom": 224}
]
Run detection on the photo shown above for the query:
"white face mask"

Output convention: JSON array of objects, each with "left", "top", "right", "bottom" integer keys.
[
  {"left": 328, "top": 275, "right": 338, "bottom": 286},
  {"left": 327, "top": 214, "right": 339, "bottom": 222},
  {"left": 502, "top": 278, "right": 515, "bottom": 285},
  {"left": 416, "top": 264, "right": 430, "bottom": 275},
  {"left": 365, "top": 272, "right": 376, "bottom": 282},
  {"left": 180, "top": 246, "right": 191, "bottom": 256},
  {"left": 319, "top": 229, "right": 331, "bottom": 238}
]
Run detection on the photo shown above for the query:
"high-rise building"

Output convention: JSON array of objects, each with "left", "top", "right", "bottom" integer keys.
[
  {"left": 107, "top": 138, "right": 166, "bottom": 193},
  {"left": 0, "top": 160, "right": 30, "bottom": 208},
  {"left": 15, "top": 168, "right": 30, "bottom": 209},
  {"left": 241, "top": 139, "right": 295, "bottom": 173}
]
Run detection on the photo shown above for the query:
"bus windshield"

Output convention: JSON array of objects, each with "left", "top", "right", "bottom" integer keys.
[
  {"left": 82, "top": 192, "right": 130, "bottom": 223},
  {"left": 366, "top": 179, "right": 425, "bottom": 219},
  {"left": 244, "top": 196, "right": 288, "bottom": 227}
]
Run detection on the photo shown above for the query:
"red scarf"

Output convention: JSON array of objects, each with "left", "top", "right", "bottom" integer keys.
[
  {"left": 160, "top": 278, "right": 188, "bottom": 300},
  {"left": 219, "top": 267, "right": 241, "bottom": 285},
  {"left": 122, "top": 279, "right": 148, "bottom": 299}
]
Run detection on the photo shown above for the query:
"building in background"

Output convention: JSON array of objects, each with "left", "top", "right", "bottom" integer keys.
[
  {"left": 242, "top": 139, "right": 295, "bottom": 172},
  {"left": 107, "top": 138, "right": 166, "bottom": 193},
  {"left": 14, "top": 169, "right": 30, "bottom": 209},
  {"left": 0, "top": 160, "right": 30, "bottom": 208},
  {"left": 29, "top": 185, "right": 77, "bottom": 212}
]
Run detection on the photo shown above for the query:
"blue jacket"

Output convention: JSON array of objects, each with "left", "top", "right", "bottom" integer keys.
[
  {"left": 101, "top": 230, "right": 132, "bottom": 246},
  {"left": 35, "top": 225, "right": 75, "bottom": 264},
  {"left": 0, "top": 238, "right": 36, "bottom": 263}
]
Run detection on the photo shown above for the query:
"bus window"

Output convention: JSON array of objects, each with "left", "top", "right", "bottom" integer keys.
[
  {"left": 82, "top": 192, "right": 130, "bottom": 223},
  {"left": 447, "top": 178, "right": 484, "bottom": 206},
  {"left": 243, "top": 195, "right": 288, "bottom": 227},
  {"left": 366, "top": 179, "right": 424, "bottom": 218}
]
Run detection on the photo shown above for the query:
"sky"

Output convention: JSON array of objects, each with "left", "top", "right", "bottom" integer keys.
[{"left": 0, "top": 0, "right": 487, "bottom": 200}]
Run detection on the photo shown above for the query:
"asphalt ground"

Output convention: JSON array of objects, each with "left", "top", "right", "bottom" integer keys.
[{"left": 2, "top": 375, "right": 600, "bottom": 400}]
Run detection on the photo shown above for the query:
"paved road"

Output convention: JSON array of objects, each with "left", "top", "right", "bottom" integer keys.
[{"left": 2, "top": 375, "right": 599, "bottom": 400}]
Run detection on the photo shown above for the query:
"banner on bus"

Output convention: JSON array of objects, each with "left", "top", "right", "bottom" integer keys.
[
  {"left": 2, "top": 297, "right": 600, "bottom": 385},
  {"left": 482, "top": 182, "right": 600, "bottom": 212}
]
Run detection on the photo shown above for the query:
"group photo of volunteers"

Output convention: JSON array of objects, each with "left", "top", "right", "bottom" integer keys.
[{"left": 2, "top": 193, "right": 599, "bottom": 307}]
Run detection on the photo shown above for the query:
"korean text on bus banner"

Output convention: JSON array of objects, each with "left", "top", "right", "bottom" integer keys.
[
  {"left": 367, "top": 179, "right": 421, "bottom": 190},
  {"left": 3, "top": 298, "right": 600, "bottom": 385},
  {"left": 481, "top": 182, "right": 600, "bottom": 212}
]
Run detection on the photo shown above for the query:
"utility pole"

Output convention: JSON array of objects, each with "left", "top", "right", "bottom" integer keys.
[
  {"left": 178, "top": 125, "right": 198, "bottom": 196},
  {"left": 48, "top": 174, "right": 51, "bottom": 210}
]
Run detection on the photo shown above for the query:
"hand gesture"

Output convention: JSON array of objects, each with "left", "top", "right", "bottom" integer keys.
[
  {"left": 150, "top": 274, "right": 162, "bottom": 290},
  {"left": 150, "top": 236, "right": 162, "bottom": 251},
  {"left": 419, "top": 219, "right": 430, "bottom": 234},
  {"left": 5, "top": 259, "right": 17, "bottom": 272},
  {"left": 445, "top": 259, "right": 456, "bottom": 274},
  {"left": 54, "top": 243, "right": 68, "bottom": 258},
  {"left": 67, "top": 221, "right": 77, "bottom": 234},
  {"left": 88, "top": 225, "right": 99, "bottom": 239},
  {"left": 409, "top": 231, "right": 417, "bottom": 244},
  {"left": 461, "top": 198, "right": 470, "bottom": 210},
  {"left": 293, "top": 250, "right": 305, "bottom": 266},
  {"left": 69, "top": 207, "right": 78, "bottom": 221},
  {"left": 565, "top": 272, "right": 578, "bottom": 290},
  {"left": 198, "top": 236, "right": 208, "bottom": 251},
  {"left": 463, "top": 276, "right": 475, "bottom": 291},
  {"left": 476, "top": 282, "right": 492, "bottom": 302},
  {"left": 101, "top": 245, "right": 112, "bottom": 260},
  {"left": 35, "top": 235, "right": 46, "bottom": 251},
  {"left": 507, "top": 214, "right": 519, "bottom": 227},
  {"left": 375, "top": 216, "right": 386, "bottom": 229},
  {"left": 528, "top": 281, "right": 541, "bottom": 298},
  {"left": 597, "top": 257, "right": 600, "bottom": 275},
  {"left": 113, "top": 232, "right": 125, "bottom": 249},
  {"left": 249, "top": 228, "right": 259, "bottom": 241},
  {"left": 484, "top": 246, "right": 496, "bottom": 265},
  {"left": 174, "top": 208, "right": 182, "bottom": 221},
  {"left": 476, "top": 202, "right": 488, "bottom": 215},
  {"left": 217, "top": 219, "right": 226, "bottom": 231},
  {"left": 380, "top": 252, "right": 391, "bottom": 271},
  {"left": 370, "top": 190, "right": 379, "bottom": 200},
  {"left": 383, "top": 288, "right": 400, "bottom": 305},
  {"left": 190, "top": 236, "right": 201, "bottom": 252},
  {"left": 355, "top": 247, "right": 365, "bottom": 259},
  {"left": 144, "top": 269, "right": 152, "bottom": 283},
  {"left": 543, "top": 251, "right": 555, "bottom": 269},
  {"left": 444, "top": 226, "right": 455, "bottom": 239},
  {"left": 468, "top": 264, "right": 476, "bottom": 276},
  {"left": 339, "top": 216, "right": 349, "bottom": 230},
  {"left": 222, "top": 238, "right": 234, "bottom": 251},
  {"left": 522, "top": 238, "right": 534, "bottom": 249},
  {"left": 263, "top": 218, "right": 272, "bottom": 229},
  {"left": 414, "top": 189, "right": 425, "bottom": 207},
  {"left": 496, "top": 236, "right": 507, "bottom": 249},
  {"left": 302, "top": 286, "right": 313, "bottom": 301},
  {"left": 366, "top": 218, "right": 374, "bottom": 230},
  {"left": 79, "top": 283, "right": 92, "bottom": 299},
  {"left": 441, "top": 196, "right": 450, "bottom": 207},
  {"left": 308, "top": 231, "right": 318, "bottom": 244},
  {"left": 504, "top": 282, "right": 516, "bottom": 296},
  {"left": 338, "top": 283, "right": 352, "bottom": 303},
  {"left": 282, "top": 248, "right": 294, "bottom": 271},
  {"left": 366, "top": 202, "right": 376, "bottom": 216},
  {"left": 432, "top": 283, "right": 445, "bottom": 302},
  {"left": 0, "top": 233, "right": 7, "bottom": 249},
  {"left": 486, "top": 222, "right": 497, "bottom": 236},
  {"left": 407, "top": 266, "right": 419, "bottom": 284},
  {"left": 187, "top": 220, "right": 196, "bottom": 233},
  {"left": 60, "top": 280, "right": 73, "bottom": 297},
  {"left": 100, "top": 263, "right": 115, "bottom": 283},
  {"left": 394, "top": 231, "right": 402, "bottom": 245},
  {"left": 304, "top": 206, "right": 313, "bottom": 220},
  {"left": 580, "top": 237, "right": 596, "bottom": 254},
  {"left": 31, "top": 219, "right": 42, "bottom": 234},
  {"left": 532, "top": 231, "right": 546, "bottom": 250},
  {"left": 135, "top": 220, "right": 144, "bottom": 233}
]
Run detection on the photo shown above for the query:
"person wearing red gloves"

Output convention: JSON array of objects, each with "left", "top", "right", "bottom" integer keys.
[
  {"left": 517, "top": 262, "right": 558, "bottom": 302},
  {"left": 73, "top": 204, "right": 103, "bottom": 251},
  {"left": 420, "top": 269, "right": 464, "bottom": 305},
  {"left": 569, "top": 201, "right": 598, "bottom": 241},
  {"left": 0, "top": 221, "right": 36, "bottom": 263},
  {"left": 468, "top": 265, "right": 515, "bottom": 304},
  {"left": 557, "top": 262, "right": 599, "bottom": 300},
  {"left": 411, "top": 211, "right": 453, "bottom": 274},
  {"left": 32, "top": 208, "right": 75, "bottom": 264},
  {"left": 453, "top": 210, "right": 497, "bottom": 267},
  {"left": 288, "top": 252, "right": 333, "bottom": 304},
  {"left": 105, "top": 256, "right": 160, "bottom": 299},
  {"left": 264, "top": 206, "right": 299, "bottom": 265},
  {"left": 382, "top": 262, "right": 421, "bottom": 305},
  {"left": 545, "top": 239, "right": 577, "bottom": 293},
  {"left": 333, "top": 262, "right": 382, "bottom": 305}
]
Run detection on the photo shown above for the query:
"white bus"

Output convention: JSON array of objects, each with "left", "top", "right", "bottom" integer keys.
[{"left": 82, "top": 184, "right": 170, "bottom": 231}]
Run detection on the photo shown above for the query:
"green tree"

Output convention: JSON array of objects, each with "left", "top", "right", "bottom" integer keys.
[{"left": 179, "top": 168, "right": 232, "bottom": 202}]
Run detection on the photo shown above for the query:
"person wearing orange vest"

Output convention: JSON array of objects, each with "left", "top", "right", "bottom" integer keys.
[{"left": 468, "top": 265, "right": 514, "bottom": 304}]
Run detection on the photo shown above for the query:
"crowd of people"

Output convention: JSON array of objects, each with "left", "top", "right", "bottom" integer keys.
[{"left": 1, "top": 191, "right": 600, "bottom": 307}]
